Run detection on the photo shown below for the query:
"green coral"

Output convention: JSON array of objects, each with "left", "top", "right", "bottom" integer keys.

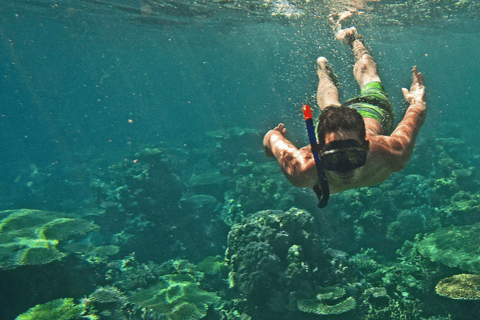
[
  {"left": 0, "top": 209, "right": 99, "bottom": 269},
  {"left": 129, "top": 273, "right": 223, "bottom": 320},
  {"left": 63, "top": 243, "right": 120, "bottom": 265},
  {"left": 430, "top": 178, "right": 457, "bottom": 198},
  {"left": 435, "top": 274, "right": 480, "bottom": 300},
  {"left": 297, "top": 286, "right": 356, "bottom": 315},
  {"left": 40, "top": 218, "right": 99, "bottom": 241},
  {"left": 416, "top": 222, "right": 480, "bottom": 273},
  {"left": 443, "top": 191, "right": 480, "bottom": 218},
  {"left": 15, "top": 298, "right": 89, "bottom": 320},
  {"left": 197, "top": 255, "right": 228, "bottom": 275}
]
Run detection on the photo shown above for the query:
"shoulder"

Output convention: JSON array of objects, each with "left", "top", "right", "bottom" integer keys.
[{"left": 367, "top": 135, "right": 406, "bottom": 172}]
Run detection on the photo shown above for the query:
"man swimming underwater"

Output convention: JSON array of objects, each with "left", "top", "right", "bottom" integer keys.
[{"left": 263, "top": 27, "right": 426, "bottom": 196}]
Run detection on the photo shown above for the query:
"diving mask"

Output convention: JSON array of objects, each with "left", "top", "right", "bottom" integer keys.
[{"left": 320, "top": 139, "right": 368, "bottom": 173}]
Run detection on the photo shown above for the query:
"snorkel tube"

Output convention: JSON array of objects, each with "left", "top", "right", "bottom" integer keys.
[{"left": 302, "top": 105, "right": 329, "bottom": 208}]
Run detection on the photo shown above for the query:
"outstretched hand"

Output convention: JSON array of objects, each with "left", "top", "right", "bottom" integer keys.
[
  {"left": 402, "top": 66, "right": 425, "bottom": 108},
  {"left": 272, "top": 123, "right": 287, "bottom": 136},
  {"left": 264, "top": 123, "right": 287, "bottom": 158}
]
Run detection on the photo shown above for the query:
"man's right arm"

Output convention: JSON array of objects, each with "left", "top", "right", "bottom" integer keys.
[{"left": 263, "top": 124, "right": 315, "bottom": 187}]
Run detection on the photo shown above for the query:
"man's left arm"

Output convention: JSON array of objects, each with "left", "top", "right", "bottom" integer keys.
[{"left": 384, "top": 66, "right": 426, "bottom": 171}]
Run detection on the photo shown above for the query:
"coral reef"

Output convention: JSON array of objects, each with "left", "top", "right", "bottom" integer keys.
[
  {"left": 226, "top": 207, "right": 332, "bottom": 318},
  {"left": 435, "top": 274, "right": 480, "bottom": 300},
  {"left": 63, "top": 243, "right": 120, "bottom": 265},
  {"left": 89, "top": 146, "right": 227, "bottom": 262},
  {"left": 83, "top": 286, "right": 129, "bottom": 319},
  {"left": 6, "top": 126, "right": 480, "bottom": 320},
  {"left": 197, "top": 255, "right": 228, "bottom": 276},
  {"left": 15, "top": 298, "right": 91, "bottom": 320},
  {"left": 416, "top": 222, "right": 480, "bottom": 274},
  {"left": 297, "top": 286, "right": 356, "bottom": 315},
  {"left": 128, "top": 273, "right": 223, "bottom": 320},
  {"left": 0, "top": 209, "right": 99, "bottom": 269},
  {"left": 102, "top": 255, "right": 227, "bottom": 319}
]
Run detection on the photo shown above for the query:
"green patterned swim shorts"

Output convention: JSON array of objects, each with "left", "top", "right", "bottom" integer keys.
[{"left": 343, "top": 81, "right": 395, "bottom": 135}]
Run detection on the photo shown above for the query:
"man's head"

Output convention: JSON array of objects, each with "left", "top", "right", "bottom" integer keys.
[
  {"left": 316, "top": 105, "right": 367, "bottom": 149},
  {"left": 315, "top": 106, "right": 369, "bottom": 173}
]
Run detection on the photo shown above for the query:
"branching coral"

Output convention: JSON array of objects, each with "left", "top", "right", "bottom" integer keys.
[{"left": 15, "top": 298, "right": 90, "bottom": 320}]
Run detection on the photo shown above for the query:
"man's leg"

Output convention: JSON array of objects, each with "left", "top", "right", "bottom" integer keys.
[
  {"left": 336, "top": 27, "right": 381, "bottom": 88},
  {"left": 316, "top": 57, "right": 341, "bottom": 111}
]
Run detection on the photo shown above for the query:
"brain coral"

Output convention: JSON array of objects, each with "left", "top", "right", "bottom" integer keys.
[
  {"left": 225, "top": 207, "right": 328, "bottom": 317},
  {"left": 416, "top": 222, "right": 480, "bottom": 273}
]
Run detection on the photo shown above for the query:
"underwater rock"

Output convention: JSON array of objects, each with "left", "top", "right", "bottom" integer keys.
[
  {"left": 416, "top": 222, "right": 480, "bottom": 274},
  {"left": 0, "top": 209, "right": 99, "bottom": 269},
  {"left": 435, "top": 274, "right": 480, "bottom": 300}
]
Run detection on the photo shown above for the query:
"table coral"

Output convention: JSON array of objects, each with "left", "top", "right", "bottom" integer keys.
[
  {"left": 435, "top": 274, "right": 480, "bottom": 300},
  {"left": 297, "top": 286, "right": 356, "bottom": 315},
  {"left": 128, "top": 273, "right": 223, "bottom": 320},
  {"left": 0, "top": 209, "right": 99, "bottom": 269},
  {"left": 416, "top": 222, "right": 480, "bottom": 274}
]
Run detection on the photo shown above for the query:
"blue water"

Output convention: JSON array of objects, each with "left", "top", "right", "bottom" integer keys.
[{"left": 1, "top": 0, "right": 480, "bottom": 319}]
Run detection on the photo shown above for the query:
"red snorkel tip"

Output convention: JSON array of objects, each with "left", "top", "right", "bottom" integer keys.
[{"left": 302, "top": 105, "right": 313, "bottom": 121}]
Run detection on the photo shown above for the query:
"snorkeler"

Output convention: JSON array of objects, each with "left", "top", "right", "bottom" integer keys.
[{"left": 263, "top": 27, "right": 426, "bottom": 198}]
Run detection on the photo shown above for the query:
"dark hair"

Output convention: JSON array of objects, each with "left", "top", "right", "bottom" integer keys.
[{"left": 316, "top": 106, "right": 366, "bottom": 149}]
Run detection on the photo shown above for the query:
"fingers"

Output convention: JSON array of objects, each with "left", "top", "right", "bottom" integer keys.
[
  {"left": 401, "top": 87, "right": 409, "bottom": 99},
  {"left": 274, "top": 123, "right": 286, "bottom": 134},
  {"left": 412, "top": 66, "right": 424, "bottom": 86}
]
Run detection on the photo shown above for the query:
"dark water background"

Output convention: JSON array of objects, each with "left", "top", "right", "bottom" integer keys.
[{"left": 1, "top": 0, "right": 480, "bottom": 319}]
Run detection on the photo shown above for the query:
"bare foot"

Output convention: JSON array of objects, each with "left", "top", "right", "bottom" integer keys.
[
  {"left": 336, "top": 26, "right": 362, "bottom": 46},
  {"left": 317, "top": 57, "right": 338, "bottom": 86}
]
